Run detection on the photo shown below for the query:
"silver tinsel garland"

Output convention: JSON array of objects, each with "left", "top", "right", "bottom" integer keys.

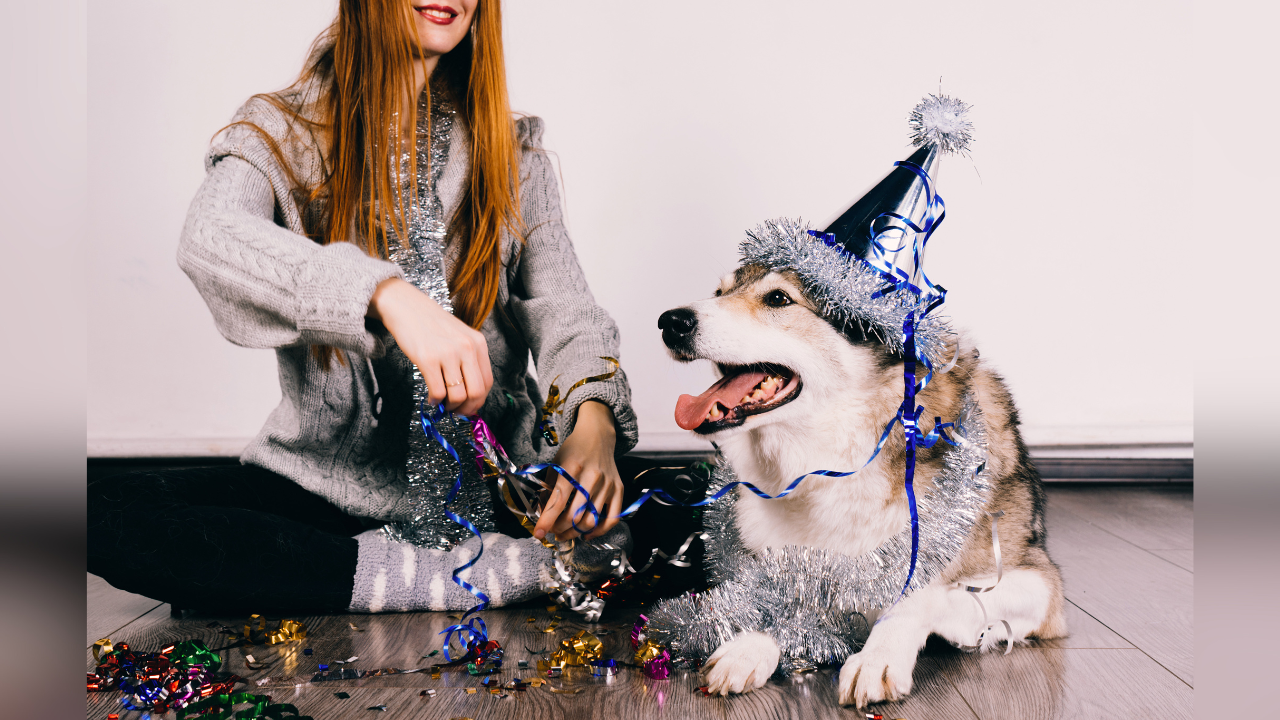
[
  {"left": 382, "top": 87, "right": 495, "bottom": 549},
  {"left": 739, "top": 217, "right": 953, "bottom": 368},
  {"left": 646, "top": 395, "right": 991, "bottom": 671}
]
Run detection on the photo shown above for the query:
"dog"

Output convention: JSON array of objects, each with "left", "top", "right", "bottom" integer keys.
[{"left": 657, "top": 264, "right": 1067, "bottom": 707}]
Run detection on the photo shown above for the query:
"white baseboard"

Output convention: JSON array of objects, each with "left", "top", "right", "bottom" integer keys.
[
  {"left": 88, "top": 437, "right": 253, "bottom": 459},
  {"left": 89, "top": 424, "right": 1194, "bottom": 461}
]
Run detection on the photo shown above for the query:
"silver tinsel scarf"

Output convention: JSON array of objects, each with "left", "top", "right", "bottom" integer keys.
[
  {"left": 645, "top": 395, "right": 991, "bottom": 672},
  {"left": 740, "top": 217, "right": 953, "bottom": 368},
  {"left": 382, "top": 87, "right": 496, "bottom": 549}
]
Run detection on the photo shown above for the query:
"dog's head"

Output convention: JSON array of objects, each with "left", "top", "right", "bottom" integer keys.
[{"left": 659, "top": 264, "right": 898, "bottom": 436}]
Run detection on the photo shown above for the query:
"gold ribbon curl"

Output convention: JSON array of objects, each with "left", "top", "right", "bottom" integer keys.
[
  {"left": 634, "top": 639, "right": 665, "bottom": 666},
  {"left": 244, "top": 614, "right": 307, "bottom": 645},
  {"left": 92, "top": 638, "right": 114, "bottom": 662},
  {"left": 548, "top": 630, "right": 603, "bottom": 668},
  {"left": 538, "top": 357, "right": 620, "bottom": 446}
]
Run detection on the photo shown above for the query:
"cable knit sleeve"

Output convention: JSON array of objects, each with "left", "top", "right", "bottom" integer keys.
[
  {"left": 506, "top": 117, "right": 639, "bottom": 455},
  {"left": 176, "top": 98, "right": 403, "bottom": 357}
]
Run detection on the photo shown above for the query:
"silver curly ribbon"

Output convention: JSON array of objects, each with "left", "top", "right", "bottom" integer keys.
[
  {"left": 542, "top": 546, "right": 609, "bottom": 623},
  {"left": 382, "top": 86, "right": 495, "bottom": 548},
  {"left": 646, "top": 393, "right": 993, "bottom": 670}
]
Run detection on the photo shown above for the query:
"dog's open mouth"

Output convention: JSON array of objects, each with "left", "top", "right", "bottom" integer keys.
[{"left": 674, "top": 364, "right": 802, "bottom": 434}]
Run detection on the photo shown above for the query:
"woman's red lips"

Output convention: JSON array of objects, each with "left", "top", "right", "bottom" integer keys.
[{"left": 415, "top": 4, "right": 458, "bottom": 25}]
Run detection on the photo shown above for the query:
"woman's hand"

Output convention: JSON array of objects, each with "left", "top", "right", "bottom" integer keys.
[
  {"left": 368, "top": 277, "right": 493, "bottom": 416},
  {"left": 534, "top": 400, "right": 623, "bottom": 542}
]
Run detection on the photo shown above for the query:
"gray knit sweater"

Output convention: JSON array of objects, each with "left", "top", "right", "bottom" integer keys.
[{"left": 177, "top": 90, "right": 638, "bottom": 522}]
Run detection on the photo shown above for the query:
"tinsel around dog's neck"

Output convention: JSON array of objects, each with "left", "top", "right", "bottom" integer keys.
[
  {"left": 644, "top": 394, "right": 992, "bottom": 671},
  {"left": 739, "top": 217, "right": 953, "bottom": 366}
]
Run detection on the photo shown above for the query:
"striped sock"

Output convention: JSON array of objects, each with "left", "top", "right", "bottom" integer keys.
[{"left": 348, "top": 530, "right": 553, "bottom": 613}]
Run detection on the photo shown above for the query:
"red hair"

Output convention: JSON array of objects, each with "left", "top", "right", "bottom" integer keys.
[{"left": 224, "top": 0, "right": 523, "bottom": 364}]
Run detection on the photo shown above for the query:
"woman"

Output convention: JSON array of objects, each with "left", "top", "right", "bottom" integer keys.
[{"left": 88, "top": 0, "right": 701, "bottom": 615}]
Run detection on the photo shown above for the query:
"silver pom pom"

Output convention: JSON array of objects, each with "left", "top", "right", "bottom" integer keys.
[{"left": 909, "top": 93, "right": 974, "bottom": 156}]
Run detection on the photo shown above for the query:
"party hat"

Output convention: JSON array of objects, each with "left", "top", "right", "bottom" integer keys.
[
  {"left": 819, "top": 94, "right": 972, "bottom": 269},
  {"left": 737, "top": 93, "right": 973, "bottom": 366}
]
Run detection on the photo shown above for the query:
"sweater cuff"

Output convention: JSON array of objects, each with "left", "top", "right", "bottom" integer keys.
[
  {"left": 294, "top": 242, "right": 403, "bottom": 357},
  {"left": 555, "top": 366, "right": 640, "bottom": 457}
]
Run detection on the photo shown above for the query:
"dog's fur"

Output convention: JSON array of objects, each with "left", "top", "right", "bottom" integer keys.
[{"left": 661, "top": 266, "right": 1066, "bottom": 707}]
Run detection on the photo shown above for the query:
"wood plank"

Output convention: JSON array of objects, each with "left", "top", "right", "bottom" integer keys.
[
  {"left": 935, "top": 648, "right": 1192, "bottom": 719},
  {"left": 1030, "top": 600, "right": 1133, "bottom": 650},
  {"left": 1044, "top": 496, "right": 1193, "bottom": 685},
  {"left": 86, "top": 573, "right": 162, "bottom": 646},
  {"left": 1150, "top": 549, "right": 1193, "bottom": 572},
  {"left": 1046, "top": 485, "right": 1193, "bottom": 550}
]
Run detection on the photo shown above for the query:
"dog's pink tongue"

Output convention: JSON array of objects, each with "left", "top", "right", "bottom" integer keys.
[{"left": 674, "top": 370, "right": 768, "bottom": 430}]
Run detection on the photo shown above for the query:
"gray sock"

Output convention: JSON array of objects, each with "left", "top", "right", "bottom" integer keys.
[
  {"left": 349, "top": 530, "right": 553, "bottom": 613},
  {"left": 565, "top": 521, "right": 634, "bottom": 582}
]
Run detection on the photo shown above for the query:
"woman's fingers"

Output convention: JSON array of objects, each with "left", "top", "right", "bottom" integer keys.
[
  {"left": 534, "top": 475, "right": 572, "bottom": 540},
  {"left": 442, "top": 359, "right": 469, "bottom": 411},
  {"left": 555, "top": 469, "right": 605, "bottom": 540},
  {"left": 585, "top": 485, "right": 622, "bottom": 541},
  {"left": 473, "top": 332, "right": 494, "bottom": 392},
  {"left": 456, "top": 349, "right": 488, "bottom": 417},
  {"left": 421, "top": 362, "right": 448, "bottom": 407}
]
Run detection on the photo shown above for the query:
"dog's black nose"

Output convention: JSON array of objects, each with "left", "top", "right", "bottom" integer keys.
[
  {"left": 658, "top": 308, "right": 697, "bottom": 335},
  {"left": 658, "top": 308, "right": 698, "bottom": 352}
]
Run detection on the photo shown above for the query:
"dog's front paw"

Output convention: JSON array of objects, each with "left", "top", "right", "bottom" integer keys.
[
  {"left": 838, "top": 644, "right": 916, "bottom": 707},
  {"left": 701, "top": 631, "right": 780, "bottom": 695}
]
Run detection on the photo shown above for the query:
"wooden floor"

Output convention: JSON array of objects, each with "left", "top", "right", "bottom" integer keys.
[{"left": 87, "top": 484, "right": 1193, "bottom": 719}]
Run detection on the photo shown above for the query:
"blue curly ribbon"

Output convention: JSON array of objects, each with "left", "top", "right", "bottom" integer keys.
[
  {"left": 417, "top": 401, "right": 491, "bottom": 661},
  {"left": 419, "top": 402, "right": 606, "bottom": 659}
]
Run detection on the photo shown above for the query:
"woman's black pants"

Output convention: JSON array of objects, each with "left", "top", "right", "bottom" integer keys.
[{"left": 86, "top": 458, "right": 706, "bottom": 615}]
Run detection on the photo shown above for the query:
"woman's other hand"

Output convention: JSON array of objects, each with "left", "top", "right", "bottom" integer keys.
[
  {"left": 534, "top": 400, "right": 622, "bottom": 542},
  {"left": 367, "top": 277, "right": 493, "bottom": 416}
]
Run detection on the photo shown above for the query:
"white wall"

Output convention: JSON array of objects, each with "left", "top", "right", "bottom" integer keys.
[{"left": 87, "top": 0, "right": 1194, "bottom": 456}]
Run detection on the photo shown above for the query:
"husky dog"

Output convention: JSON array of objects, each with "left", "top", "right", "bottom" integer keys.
[{"left": 657, "top": 265, "right": 1067, "bottom": 707}]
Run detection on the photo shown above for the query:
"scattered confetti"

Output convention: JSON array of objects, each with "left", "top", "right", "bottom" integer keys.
[
  {"left": 465, "top": 688, "right": 477, "bottom": 694},
  {"left": 303, "top": 648, "right": 313, "bottom": 656},
  {"left": 367, "top": 704, "right": 387, "bottom": 711},
  {"left": 529, "top": 679, "right": 544, "bottom": 688},
  {"left": 524, "top": 646, "right": 547, "bottom": 655},
  {"left": 545, "top": 605, "right": 558, "bottom": 613},
  {"left": 318, "top": 664, "right": 329, "bottom": 671},
  {"left": 698, "top": 685, "right": 712, "bottom": 696},
  {"left": 422, "top": 650, "right": 440, "bottom": 658},
  {"left": 526, "top": 617, "right": 536, "bottom": 623},
  {"left": 107, "top": 715, "right": 118, "bottom": 720},
  {"left": 541, "top": 616, "right": 562, "bottom": 633},
  {"left": 547, "top": 686, "right": 581, "bottom": 694},
  {"left": 517, "top": 660, "right": 528, "bottom": 668},
  {"left": 334, "top": 692, "right": 350, "bottom": 699},
  {"left": 349, "top": 623, "right": 363, "bottom": 632}
]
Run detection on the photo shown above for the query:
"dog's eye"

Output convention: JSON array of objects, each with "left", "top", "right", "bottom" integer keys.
[
  {"left": 714, "top": 288, "right": 723, "bottom": 297},
  {"left": 763, "top": 289, "right": 793, "bottom": 308}
]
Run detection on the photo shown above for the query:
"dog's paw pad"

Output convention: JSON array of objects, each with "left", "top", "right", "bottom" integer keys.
[
  {"left": 701, "top": 632, "right": 780, "bottom": 695},
  {"left": 838, "top": 646, "right": 915, "bottom": 707}
]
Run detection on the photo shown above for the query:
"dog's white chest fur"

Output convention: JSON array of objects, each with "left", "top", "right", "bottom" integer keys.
[{"left": 720, "top": 419, "right": 909, "bottom": 558}]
